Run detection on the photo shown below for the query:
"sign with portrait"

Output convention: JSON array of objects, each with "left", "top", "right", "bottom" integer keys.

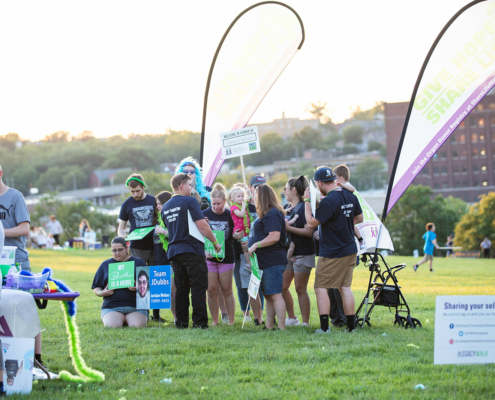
[{"left": 136, "top": 265, "right": 172, "bottom": 310}]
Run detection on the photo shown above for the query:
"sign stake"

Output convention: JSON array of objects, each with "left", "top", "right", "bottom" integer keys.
[{"left": 240, "top": 155, "right": 247, "bottom": 188}]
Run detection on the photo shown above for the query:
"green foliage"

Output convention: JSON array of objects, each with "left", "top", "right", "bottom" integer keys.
[
  {"left": 0, "top": 133, "right": 21, "bottom": 150},
  {"left": 386, "top": 185, "right": 467, "bottom": 255},
  {"left": 343, "top": 124, "right": 364, "bottom": 144},
  {"left": 351, "top": 101, "right": 384, "bottom": 121},
  {"left": 341, "top": 144, "right": 359, "bottom": 154},
  {"left": 454, "top": 192, "right": 495, "bottom": 251},
  {"left": 32, "top": 194, "right": 115, "bottom": 241},
  {"left": 44, "top": 131, "right": 70, "bottom": 143},
  {"left": 242, "top": 132, "right": 290, "bottom": 166},
  {"left": 352, "top": 157, "right": 387, "bottom": 191}
]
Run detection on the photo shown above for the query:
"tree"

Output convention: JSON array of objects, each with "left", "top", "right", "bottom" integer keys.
[
  {"left": 343, "top": 125, "right": 364, "bottom": 145},
  {"left": 305, "top": 101, "right": 328, "bottom": 122},
  {"left": 0, "top": 133, "right": 21, "bottom": 150},
  {"left": 293, "top": 126, "right": 322, "bottom": 152},
  {"left": 11, "top": 166, "right": 38, "bottom": 196},
  {"left": 341, "top": 144, "right": 359, "bottom": 154},
  {"left": 352, "top": 157, "right": 387, "bottom": 191},
  {"left": 351, "top": 101, "right": 384, "bottom": 121},
  {"left": 367, "top": 140, "right": 385, "bottom": 153},
  {"left": 44, "top": 131, "right": 70, "bottom": 143},
  {"left": 243, "top": 132, "right": 289, "bottom": 166},
  {"left": 386, "top": 185, "right": 467, "bottom": 255},
  {"left": 454, "top": 192, "right": 495, "bottom": 251}
]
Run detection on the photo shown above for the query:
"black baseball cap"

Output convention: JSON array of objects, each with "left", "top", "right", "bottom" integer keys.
[
  {"left": 314, "top": 167, "right": 337, "bottom": 182},
  {"left": 250, "top": 175, "right": 266, "bottom": 187}
]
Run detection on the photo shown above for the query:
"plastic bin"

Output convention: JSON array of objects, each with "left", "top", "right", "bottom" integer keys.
[{"left": 9, "top": 272, "right": 49, "bottom": 294}]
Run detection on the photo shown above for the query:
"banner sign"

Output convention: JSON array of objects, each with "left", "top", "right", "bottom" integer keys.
[
  {"left": 1, "top": 337, "right": 35, "bottom": 395},
  {"left": 200, "top": 2, "right": 305, "bottom": 186},
  {"left": 386, "top": 1, "right": 495, "bottom": 215},
  {"left": 354, "top": 190, "right": 394, "bottom": 252},
  {"left": 221, "top": 126, "right": 261, "bottom": 159},
  {"left": 108, "top": 261, "right": 134, "bottom": 290},
  {"left": 126, "top": 227, "right": 154, "bottom": 241},
  {"left": 248, "top": 253, "right": 263, "bottom": 299},
  {"left": 136, "top": 265, "right": 172, "bottom": 310},
  {"left": 205, "top": 230, "right": 225, "bottom": 258},
  {"left": 434, "top": 295, "right": 495, "bottom": 365}
]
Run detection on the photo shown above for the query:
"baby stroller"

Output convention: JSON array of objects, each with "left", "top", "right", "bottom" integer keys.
[{"left": 355, "top": 252, "right": 421, "bottom": 329}]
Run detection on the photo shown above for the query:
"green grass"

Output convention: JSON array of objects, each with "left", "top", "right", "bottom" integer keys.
[{"left": 11, "top": 249, "right": 495, "bottom": 399}]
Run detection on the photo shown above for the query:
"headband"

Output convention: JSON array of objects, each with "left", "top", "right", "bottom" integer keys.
[{"left": 126, "top": 177, "right": 147, "bottom": 189}]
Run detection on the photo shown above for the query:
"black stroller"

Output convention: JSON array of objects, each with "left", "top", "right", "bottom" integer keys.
[{"left": 355, "top": 252, "right": 422, "bottom": 329}]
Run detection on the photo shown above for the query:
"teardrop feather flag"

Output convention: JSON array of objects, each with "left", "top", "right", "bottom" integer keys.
[
  {"left": 200, "top": 1, "right": 304, "bottom": 186},
  {"left": 384, "top": 0, "right": 495, "bottom": 217}
]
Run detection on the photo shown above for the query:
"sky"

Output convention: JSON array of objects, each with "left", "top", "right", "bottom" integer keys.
[{"left": 0, "top": 0, "right": 473, "bottom": 140}]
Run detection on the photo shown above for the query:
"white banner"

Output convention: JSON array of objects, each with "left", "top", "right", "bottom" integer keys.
[
  {"left": 434, "top": 295, "right": 495, "bottom": 365},
  {"left": 388, "top": 1, "right": 495, "bottom": 214}
]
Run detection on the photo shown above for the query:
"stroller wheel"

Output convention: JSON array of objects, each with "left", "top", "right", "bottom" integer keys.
[
  {"left": 394, "top": 315, "right": 405, "bottom": 327},
  {"left": 405, "top": 317, "right": 422, "bottom": 329},
  {"left": 356, "top": 317, "right": 371, "bottom": 328}
]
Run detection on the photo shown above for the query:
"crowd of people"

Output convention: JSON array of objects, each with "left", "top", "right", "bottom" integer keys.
[{"left": 90, "top": 157, "right": 364, "bottom": 333}]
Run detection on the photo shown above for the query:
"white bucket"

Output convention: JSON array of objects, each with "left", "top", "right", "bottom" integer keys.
[{"left": 413, "top": 249, "right": 419, "bottom": 258}]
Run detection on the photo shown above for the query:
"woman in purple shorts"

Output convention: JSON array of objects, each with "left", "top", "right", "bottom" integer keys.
[{"left": 203, "top": 183, "right": 236, "bottom": 325}]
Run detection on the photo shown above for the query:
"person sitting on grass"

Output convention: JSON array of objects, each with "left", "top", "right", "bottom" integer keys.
[
  {"left": 413, "top": 222, "right": 441, "bottom": 272},
  {"left": 92, "top": 237, "right": 148, "bottom": 328}
]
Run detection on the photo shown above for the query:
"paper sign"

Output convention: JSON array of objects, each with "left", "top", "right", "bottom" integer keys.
[
  {"left": 205, "top": 230, "right": 225, "bottom": 258},
  {"left": 434, "top": 295, "right": 495, "bottom": 365},
  {"left": 310, "top": 180, "right": 317, "bottom": 216},
  {"left": 150, "top": 265, "right": 172, "bottom": 310},
  {"left": 108, "top": 261, "right": 135, "bottom": 290},
  {"left": 126, "top": 226, "right": 154, "bottom": 241},
  {"left": 188, "top": 211, "right": 205, "bottom": 243},
  {"left": 221, "top": 126, "right": 261, "bottom": 159},
  {"left": 247, "top": 253, "right": 263, "bottom": 299},
  {"left": 1, "top": 337, "right": 35, "bottom": 395}
]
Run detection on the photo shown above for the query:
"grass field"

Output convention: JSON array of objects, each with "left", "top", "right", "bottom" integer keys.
[{"left": 10, "top": 249, "right": 495, "bottom": 399}]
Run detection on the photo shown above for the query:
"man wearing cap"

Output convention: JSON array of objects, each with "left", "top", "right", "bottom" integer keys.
[
  {"left": 304, "top": 166, "right": 363, "bottom": 333},
  {"left": 118, "top": 173, "right": 156, "bottom": 264}
]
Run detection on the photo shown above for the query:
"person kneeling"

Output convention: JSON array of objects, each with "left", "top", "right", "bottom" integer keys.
[{"left": 92, "top": 237, "right": 148, "bottom": 328}]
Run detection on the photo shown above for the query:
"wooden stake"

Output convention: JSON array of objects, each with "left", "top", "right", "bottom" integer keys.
[{"left": 240, "top": 155, "right": 247, "bottom": 187}]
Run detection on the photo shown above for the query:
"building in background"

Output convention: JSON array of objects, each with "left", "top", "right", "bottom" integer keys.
[
  {"left": 385, "top": 98, "right": 495, "bottom": 203},
  {"left": 251, "top": 112, "right": 320, "bottom": 139}
]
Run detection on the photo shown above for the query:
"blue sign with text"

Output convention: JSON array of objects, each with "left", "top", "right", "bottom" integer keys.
[{"left": 150, "top": 265, "right": 171, "bottom": 310}]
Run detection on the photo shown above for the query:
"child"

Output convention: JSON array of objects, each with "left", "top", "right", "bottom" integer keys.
[
  {"left": 413, "top": 222, "right": 440, "bottom": 272},
  {"left": 333, "top": 164, "right": 366, "bottom": 251},
  {"left": 229, "top": 186, "right": 253, "bottom": 269}
]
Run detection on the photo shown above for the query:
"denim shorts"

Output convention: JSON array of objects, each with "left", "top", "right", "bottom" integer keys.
[
  {"left": 260, "top": 264, "right": 286, "bottom": 295},
  {"left": 101, "top": 306, "right": 148, "bottom": 319}
]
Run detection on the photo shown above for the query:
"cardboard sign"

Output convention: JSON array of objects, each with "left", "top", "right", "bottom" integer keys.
[
  {"left": 108, "top": 261, "right": 135, "bottom": 290},
  {"left": 434, "top": 295, "right": 495, "bottom": 365},
  {"left": 247, "top": 253, "right": 263, "bottom": 299},
  {"left": 188, "top": 211, "right": 205, "bottom": 243},
  {"left": 205, "top": 230, "right": 225, "bottom": 258},
  {"left": 1, "top": 337, "right": 35, "bottom": 395},
  {"left": 310, "top": 180, "right": 317, "bottom": 216},
  {"left": 221, "top": 126, "right": 261, "bottom": 159},
  {"left": 136, "top": 265, "right": 172, "bottom": 310},
  {"left": 126, "top": 226, "right": 154, "bottom": 241}
]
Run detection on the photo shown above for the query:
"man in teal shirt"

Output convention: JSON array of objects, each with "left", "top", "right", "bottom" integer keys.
[{"left": 413, "top": 223, "right": 440, "bottom": 272}]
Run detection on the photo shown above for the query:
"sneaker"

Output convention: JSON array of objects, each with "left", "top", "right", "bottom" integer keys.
[
  {"left": 413, "top": 264, "right": 418, "bottom": 272},
  {"left": 302, "top": 322, "right": 310, "bottom": 327},
  {"left": 243, "top": 315, "right": 252, "bottom": 322},
  {"left": 359, "top": 242, "right": 366, "bottom": 250},
  {"left": 221, "top": 314, "right": 228, "bottom": 324},
  {"left": 254, "top": 319, "right": 265, "bottom": 326},
  {"left": 285, "top": 317, "right": 301, "bottom": 326},
  {"left": 315, "top": 328, "right": 331, "bottom": 334},
  {"left": 430, "top": 269, "right": 434, "bottom": 272}
]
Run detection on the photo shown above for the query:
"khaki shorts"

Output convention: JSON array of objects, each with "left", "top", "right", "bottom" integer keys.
[
  {"left": 314, "top": 254, "right": 357, "bottom": 289},
  {"left": 286, "top": 255, "right": 315, "bottom": 274},
  {"left": 421, "top": 254, "right": 433, "bottom": 261}
]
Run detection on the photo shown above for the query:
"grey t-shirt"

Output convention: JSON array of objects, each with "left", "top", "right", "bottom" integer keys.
[{"left": 0, "top": 188, "right": 30, "bottom": 263}]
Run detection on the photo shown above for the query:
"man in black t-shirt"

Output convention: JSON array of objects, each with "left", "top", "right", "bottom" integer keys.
[
  {"left": 162, "top": 173, "right": 221, "bottom": 329},
  {"left": 118, "top": 173, "right": 156, "bottom": 264},
  {"left": 305, "top": 167, "right": 363, "bottom": 333}
]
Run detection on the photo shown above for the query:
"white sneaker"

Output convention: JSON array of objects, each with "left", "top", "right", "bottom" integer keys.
[
  {"left": 302, "top": 322, "right": 310, "bottom": 327},
  {"left": 359, "top": 242, "right": 366, "bottom": 250},
  {"left": 243, "top": 315, "right": 252, "bottom": 322},
  {"left": 285, "top": 317, "right": 301, "bottom": 326},
  {"left": 315, "top": 328, "right": 331, "bottom": 334}
]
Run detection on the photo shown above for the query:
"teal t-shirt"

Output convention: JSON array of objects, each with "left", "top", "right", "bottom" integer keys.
[{"left": 423, "top": 231, "right": 436, "bottom": 255}]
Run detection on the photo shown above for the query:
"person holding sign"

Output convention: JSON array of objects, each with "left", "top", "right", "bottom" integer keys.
[
  {"left": 202, "top": 183, "right": 236, "bottom": 325},
  {"left": 91, "top": 237, "right": 148, "bottom": 328},
  {"left": 248, "top": 184, "right": 288, "bottom": 331},
  {"left": 304, "top": 167, "right": 363, "bottom": 334},
  {"left": 154, "top": 191, "right": 176, "bottom": 323},
  {"left": 282, "top": 176, "right": 315, "bottom": 327},
  {"left": 118, "top": 173, "right": 156, "bottom": 271},
  {"left": 163, "top": 173, "right": 221, "bottom": 329}
]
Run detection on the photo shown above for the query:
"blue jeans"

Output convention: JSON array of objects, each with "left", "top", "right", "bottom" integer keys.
[
  {"left": 260, "top": 264, "right": 286, "bottom": 296},
  {"left": 234, "top": 255, "right": 264, "bottom": 311}
]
